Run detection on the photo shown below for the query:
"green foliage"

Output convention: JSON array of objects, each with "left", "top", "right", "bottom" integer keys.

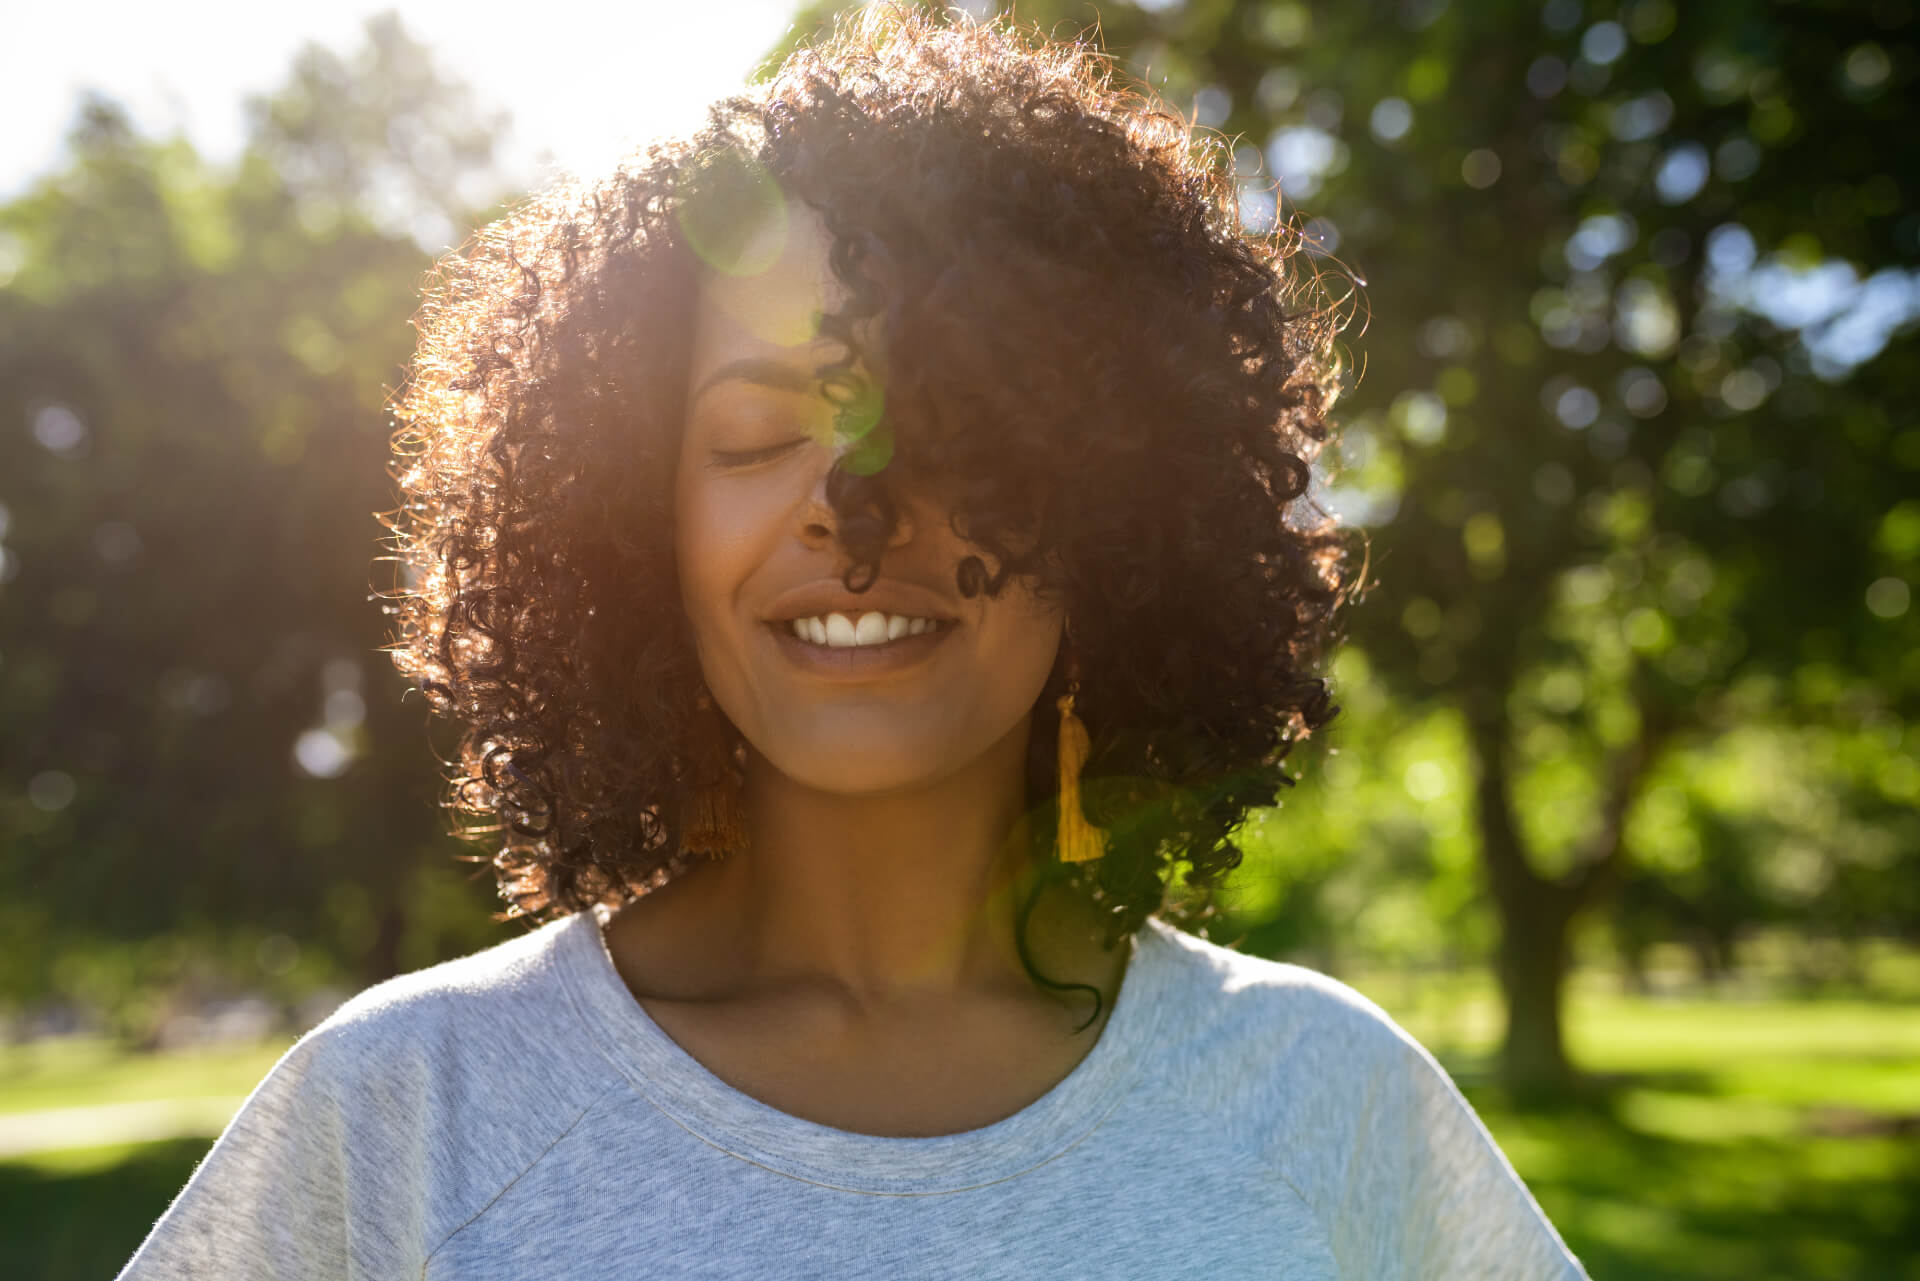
[
  {"left": 774, "top": 0, "right": 1920, "bottom": 1089},
  {"left": 1229, "top": 648, "right": 1493, "bottom": 968},
  {"left": 0, "top": 17, "right": 515, "bottom": 1017},
  {"left": 5, "top": 0, "right": 1914, "bottom": 1078},
  {"left": 245, "top": 12, "right": 509, "bottom": 250}
]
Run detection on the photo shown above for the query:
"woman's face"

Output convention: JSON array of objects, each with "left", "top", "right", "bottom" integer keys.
[{"left": 675, "top": 204, "right": 1064, "bottom": 796}]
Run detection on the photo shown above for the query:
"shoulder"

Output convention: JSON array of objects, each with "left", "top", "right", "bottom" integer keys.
[
  {"left": 316, "top": 914, "right": 585, "bottom": 1051},
  {"left": 118, "top": 913, "right": 625, "bottom": 1278},
  {"left": 1133, "top": 919, "right": 1445, "bottom": 1164},
  {"left": 1136, "top": 921, "right": 1590, "bottom": 1280},
  {"left": 286, "top": 911, "right": 615, "bottom": 1109},
  {"left": 1139, "top": 917, "right": 1421, "bottom": 1073}
]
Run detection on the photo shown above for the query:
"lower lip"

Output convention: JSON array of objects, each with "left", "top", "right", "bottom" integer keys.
[{"left": 766, "top": 623, "right": 953, "bottom": 678}]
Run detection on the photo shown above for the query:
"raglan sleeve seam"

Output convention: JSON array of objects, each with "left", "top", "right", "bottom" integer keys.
[{"left": 421, "top": 1083, "right": 624, "bottom": 1277}]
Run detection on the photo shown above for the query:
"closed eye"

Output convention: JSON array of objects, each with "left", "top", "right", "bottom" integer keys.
[{"left": 709, "top": 439, "right": 808, "bottom": 468}]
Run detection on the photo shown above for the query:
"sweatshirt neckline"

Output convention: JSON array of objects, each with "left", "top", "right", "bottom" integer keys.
[{"left": 553, "top": 907, "right": 1175, "bottom": 1196}]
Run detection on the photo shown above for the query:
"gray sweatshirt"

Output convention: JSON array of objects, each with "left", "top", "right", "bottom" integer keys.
[{"left": 118, "top": 910, "right": 1590, "bottom": 1279}]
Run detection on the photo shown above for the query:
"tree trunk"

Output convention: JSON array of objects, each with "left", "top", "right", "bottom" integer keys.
[
  {"left": 1615, "top": 928, "right": 1651, "bottom": 997},
  {"left": 1495, "top": 889, "right": 1575, "bottom": 1098},
  {"left": 1689, "top": 928, "right": 1728, "bottom": 987},
  {"left": 1466, "top": 698, "right": 1664, "bottom": 1101},
  {"left": 1469, "top": 707, "right": 1578, "bottom": 1098}
]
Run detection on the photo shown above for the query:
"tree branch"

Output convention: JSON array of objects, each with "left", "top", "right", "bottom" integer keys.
[{"left": 1565, "top": 683, "right": 1672, "bottom": 909}]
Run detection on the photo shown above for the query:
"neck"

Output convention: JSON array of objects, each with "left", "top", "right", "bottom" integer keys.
[{"left": 709, "top": 716, "right": 1040, "bottom": 1004}]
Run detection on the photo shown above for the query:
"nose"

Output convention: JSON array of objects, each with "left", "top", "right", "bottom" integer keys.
[
  {"left": 794, "top": 457, "right": 915, "bottom": 554},
  {"left": 795, "top": 463, "right": 839, "bottom": 552}
]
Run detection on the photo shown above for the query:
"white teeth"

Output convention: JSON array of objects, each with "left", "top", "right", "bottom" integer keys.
[{"left": 785, "top": 611, "right": 942, "bottom": 647}]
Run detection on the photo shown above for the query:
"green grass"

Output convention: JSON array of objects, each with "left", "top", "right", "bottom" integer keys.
[
  {"left": 5, "top": 970, "right": 1919, "bottom": 1281},
  {"left": 1344, "top": 965, "right": 1920, "bottom": 1281},
  {"left": 1467, "top": 1091, "right": 1920, "bottom": 1281},
  {"left": 0, "top": 1041, "right": 288, "bottom": 1279},
  {"left": 0, "top": 1037, "right": 291, "bottom": 1116},
  {"left": 0, "top": 1138, "right": 212, "bottom": 1280}
]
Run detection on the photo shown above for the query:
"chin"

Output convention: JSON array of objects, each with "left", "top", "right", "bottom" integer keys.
[
  {"left": 758, "top": 732, "right": 981, "bottom": 798},
  {"left": 778, "top": 753, "right": 951, "bottom": 797}
]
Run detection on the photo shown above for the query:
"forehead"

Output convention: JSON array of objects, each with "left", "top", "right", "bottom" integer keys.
[{"left": 688, "top": 201, "right": 850, "bottom": 389}]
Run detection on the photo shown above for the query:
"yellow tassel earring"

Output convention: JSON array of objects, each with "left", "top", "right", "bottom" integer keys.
[
  {"left": 685, "top": 689, "right": 748, "bottom": 858},
  {"left": 1054, "top": 648, "right": 1108, "bottom": 864}
]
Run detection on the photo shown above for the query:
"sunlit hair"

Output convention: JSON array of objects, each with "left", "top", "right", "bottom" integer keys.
[{"left": 385, "top": 5, "right": 1353, "bottom": 986}]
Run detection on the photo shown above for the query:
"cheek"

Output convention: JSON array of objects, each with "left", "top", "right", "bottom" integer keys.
[
  {"left": 673, "top": 468, "right": 752, "bottom": 647},
  {"left": 980, "top": 588, "right": 1066, "bottom": 698}
]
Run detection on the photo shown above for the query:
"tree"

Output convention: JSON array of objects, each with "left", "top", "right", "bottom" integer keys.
[
  {"left": 781, "top": 0, "right": 1920, "bottom": 1096},
  {"left": 0, "top": 15, "right": 515, "bottom": 1022}
]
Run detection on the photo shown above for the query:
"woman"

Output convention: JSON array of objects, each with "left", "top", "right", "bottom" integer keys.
[{"left": 123, "top": 9, "right": 1588, "bottom": 1278}]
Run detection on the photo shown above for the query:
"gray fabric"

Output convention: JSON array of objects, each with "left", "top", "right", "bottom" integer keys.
[{"left": 119, "top": 910, "right": 1591, "bottom": 1279}]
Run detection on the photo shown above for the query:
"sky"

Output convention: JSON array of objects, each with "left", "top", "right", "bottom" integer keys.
[
  {"left": 1, "top": 0, "right": 800, "bottom": 200},
  {"left": 6, "top": 0, "right": 1906, "bottom": 377}
]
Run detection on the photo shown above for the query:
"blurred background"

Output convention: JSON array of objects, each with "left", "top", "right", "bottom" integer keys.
[{"left": 2, "top": 1, "right": 1914, "bottom": 1276}]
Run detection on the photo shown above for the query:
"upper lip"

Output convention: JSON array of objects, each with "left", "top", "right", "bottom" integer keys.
[{"left": 761, "top": 579, "right": 960, "bottom": 624}]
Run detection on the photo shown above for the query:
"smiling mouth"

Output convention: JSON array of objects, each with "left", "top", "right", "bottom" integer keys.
[{"left": 775, "top": 609, "right": 951, "bottom": 648}]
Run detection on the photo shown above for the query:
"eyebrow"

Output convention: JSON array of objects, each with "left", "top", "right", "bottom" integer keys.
[{"left": 690, "top": 358, "right": 821, "bottom": 406}]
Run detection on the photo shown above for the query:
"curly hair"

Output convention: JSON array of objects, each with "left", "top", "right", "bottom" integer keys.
[{"left": 384, "top": 6, "right": 1352, "bottom": 974}]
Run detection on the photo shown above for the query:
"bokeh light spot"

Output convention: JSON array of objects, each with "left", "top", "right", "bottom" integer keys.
[
  {"left": 1865, "top": 577, "right": 1910, "bottom": 619},
  {"left": 1461, "top": 148, "right": 1502, "bottom": 189},
  {"left": 1370, "top": 97, "right": 1413, "bottom": 142},
  {"left": 675, "top": 149, "right": 788, "bottom": 280},
  {"left": 294, "top": 728, "right": 353, "bottom": 779},
  {"left": 28, "top": 770, "right": 77, "bottom": 813},
  {"left": 1581, "top": 21, "right": 1628, "bottom": 66},
  {"left": 32, "top": 404, "right": 88, "bottom": 457}
]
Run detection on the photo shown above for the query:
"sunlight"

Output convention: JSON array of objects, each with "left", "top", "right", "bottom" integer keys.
[{"left": 1, "top": 0, "right": 796, "bottom": 199}]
